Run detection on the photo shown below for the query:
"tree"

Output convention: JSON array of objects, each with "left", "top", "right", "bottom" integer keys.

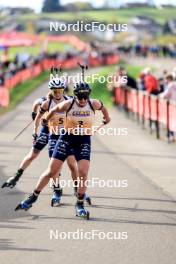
[
  {"left": 65, "top": 2, "right": 93, "bottom": 12},
  {"left": 73, "top": 2, "right": 93, "bottom": 11},
  {"left": 42, "top": 0, "right": 63, "bottom": 13}
]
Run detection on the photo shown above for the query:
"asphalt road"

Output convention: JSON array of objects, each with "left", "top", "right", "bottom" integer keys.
[{"left": 0, "top": 80, "right": 176, "bottom": 264}]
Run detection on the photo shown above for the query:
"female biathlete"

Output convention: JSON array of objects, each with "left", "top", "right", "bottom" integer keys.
[
  {"left": 33, "top": 77, "right": 80, "bottom": 206},
  {"left": 15, "top": 81, "right": 110, "bottom": 219}
]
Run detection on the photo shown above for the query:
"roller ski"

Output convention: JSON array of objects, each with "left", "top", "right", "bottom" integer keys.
[
  {"left": 2, "top": 176, "right": 19, "bottom": 189},
  {"left": 1, "top": 169, "right": 23, "bottom": 189},
  {"left": 51, "top": 188, "right": 63, "bottom": 207},
  {"left": 75, "top": 202, "right": 90, "bottom": 220},
  {"left": 15, "top": 193, "right": 38, "bottom": 211}
]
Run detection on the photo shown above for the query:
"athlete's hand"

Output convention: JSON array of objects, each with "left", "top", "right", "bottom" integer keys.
[
  {"left": 41, "top": 118, "right": 48, "bottom": 126},
  {"left": 32, "top": 133, "right": 38, "bottom": 144},
  {"left": 31, "top": 112, "right": 37, "bottom": 121},
  {"left": 103, "top": 116, "right": 111, "bottom": 124}
]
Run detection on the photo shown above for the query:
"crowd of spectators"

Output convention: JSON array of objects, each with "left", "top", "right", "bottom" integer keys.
[
  {"left": 109, "top": 65, "right": 176, "bottom": 97},
  {"left": 0, "top": 49, "right": 83, "bottom": 87},
  {"left": 117, "top": 43, "right": 176, "bottom": 58},
  {"left": 108, "top": 65, "right": 176, "bottom": 141}
]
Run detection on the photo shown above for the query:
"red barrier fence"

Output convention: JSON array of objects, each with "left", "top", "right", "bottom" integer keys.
[
  {"left": 105, "top": 54, "right": 119, "bottom": 65},
  {"left": 114, "top": 86, "right": 176, "bottom": 140},
  {"left": 0, "top": 87, "right": 9, "bottom": 107}
]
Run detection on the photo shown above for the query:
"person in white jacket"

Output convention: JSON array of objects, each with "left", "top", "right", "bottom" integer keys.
[
  {"left": 160, "top": 74, "right": 176, "bottom": 142},
  {"left": 160, "top": 74, "right": 176, "bottom": 101}
]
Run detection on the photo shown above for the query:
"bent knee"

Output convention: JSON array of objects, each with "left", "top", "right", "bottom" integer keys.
[
  {"left": 47, "top": 166, "right": 59, "bottom": 178},
  {"left": 78, "top": 169, "right": 88, "bottom": 179}
]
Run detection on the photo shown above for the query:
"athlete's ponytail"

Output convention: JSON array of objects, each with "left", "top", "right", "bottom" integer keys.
[{"left": 46, "top": 92, "right": 54, "bottom": 100}]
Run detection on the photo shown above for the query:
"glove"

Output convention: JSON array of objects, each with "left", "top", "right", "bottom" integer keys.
[
  {"left": 103, "top": 116, "right": 111, "bottom": 124},
  {"left": 41, "top": 118, "right": 48, "bottom": 126},
  {"left": 31, "top": 112, "right": 37, "bottom": 121},
  {"left": 32, "top": 133, "right": 38, "bottom": 144}
]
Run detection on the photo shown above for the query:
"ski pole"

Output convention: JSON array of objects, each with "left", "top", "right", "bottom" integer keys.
[
  {"left": 77, "top": 62, "right": 88, "bottom": 82},
  {"left": 13, "top": 120, "right": 33, "bottom": 141}
]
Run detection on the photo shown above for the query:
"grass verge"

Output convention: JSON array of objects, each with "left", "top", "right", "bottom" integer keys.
[{"left": 91, "top": 65, "right": 116, "bottom": 108}]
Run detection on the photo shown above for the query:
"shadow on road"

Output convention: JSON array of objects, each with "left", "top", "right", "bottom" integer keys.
[
  {"left": 0, "top": 239, "right": 52, "bottom": 252},
  {"left": 0, "top": 168, "right": 30, "bottom": 221},
  {"left": 91, "top": 204, "right": 176, "bottom": 215},
  {"left": 25, "top": 213, "right": 176, "bottom": 227},
  {"left": 91, "top": 195, "right": 176, "bottom": 203},
  {"left": 93, "top": 150, "right": 176, "bottom": 160},
  {"left": 89, "top": 217, "right": 176, "bottom": 226}
]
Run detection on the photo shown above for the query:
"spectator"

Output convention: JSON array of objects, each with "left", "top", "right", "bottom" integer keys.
[
  {"left": 138, "top": 71, "right": 146, "bottom": 91},
  {"left": 143, "top": 68, "right": 159, "bottom": 95},
  {"left": 0, "top": 69, "right": 4, "bottom": 86},
  {"left": 158, "top": 70, "right": 168, "bottom": 93},
  {"left": 160, "top": 74, "right": 176, "bottom": 101},
  {"left": 160, "top": 74, "right": 176, "bottom": 142}
]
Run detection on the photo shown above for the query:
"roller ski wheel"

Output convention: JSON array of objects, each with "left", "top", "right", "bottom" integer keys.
[
  {"left": 1, "top": 176, "right": 18, "bottom": 189},
  {"left": 51, "top": 192, "right": 62, "bottom": 207},
  {"left": 15, "top": 193, "right": 38, "bottom": 211},
  {"left": 75, "top": 203, "right": 90, "bottom": 220}
]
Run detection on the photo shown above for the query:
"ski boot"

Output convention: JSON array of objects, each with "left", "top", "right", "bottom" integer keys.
[
  {"left": 84, "top": 193, "right": 92, "bottom": 205},
  {"left": 1, "top": 169, "right": 23, "bottom": 189},
  {"left": 75, "top": 202, "right": 90, "bottom": 220},
  {"left": 51, "top": 188, "right": 63, "bottom": 207},
  {"left": 74, "top": 186, "right": 78, "bottom": 196},
  {"left": 15, "top": 193, "right": 38, "bottom": 211},
  {"left": 74, "top": 189, "right": 92, "bottom": 205}
]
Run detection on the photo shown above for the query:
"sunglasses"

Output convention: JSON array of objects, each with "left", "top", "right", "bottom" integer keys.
[
  {"left": 76, "top": 95, "right": 89, "bottom": 100},
  {"left": 52, "top": 88, "right": 64, "bottom": 93},
  {"left": 76, "top": 92, "right": 89, "bottom": 100}
]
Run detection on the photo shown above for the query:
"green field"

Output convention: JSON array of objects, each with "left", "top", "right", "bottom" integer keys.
[{"left": 14, "top": 7, "right": 176, "bottom": 25}]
